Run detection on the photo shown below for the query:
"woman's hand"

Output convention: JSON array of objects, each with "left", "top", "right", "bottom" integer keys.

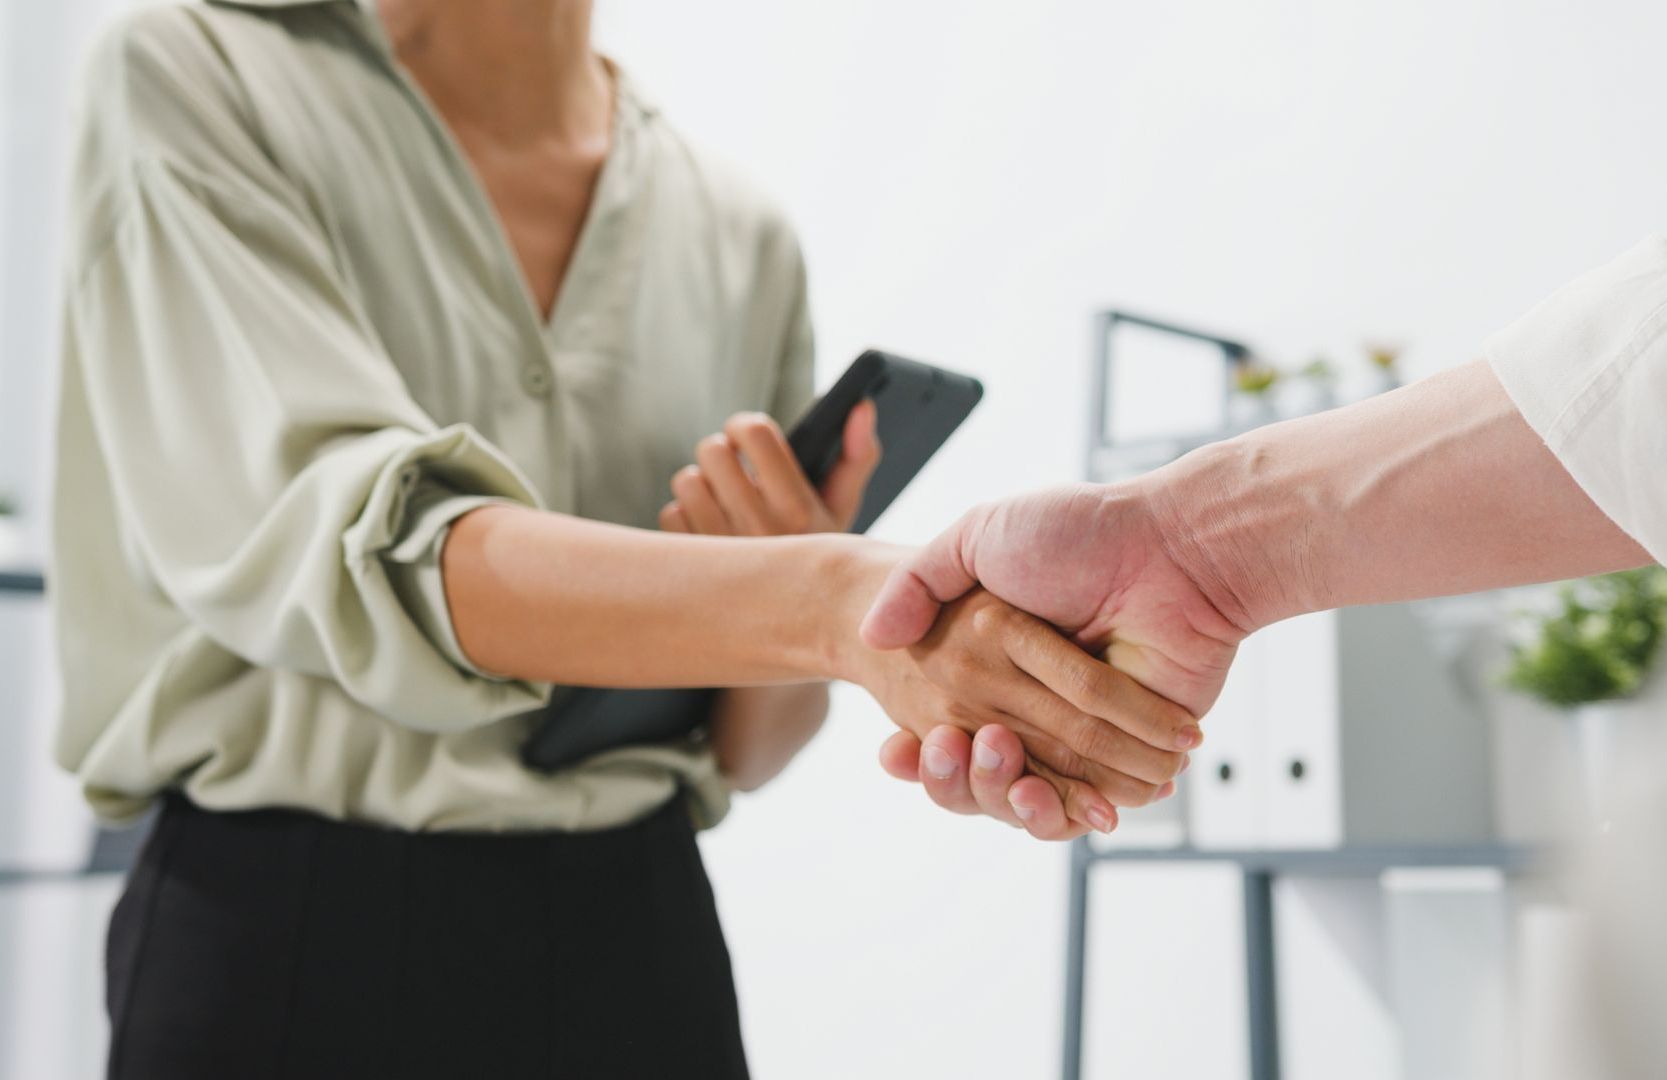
[
  {"left": 659, "top": 402, "right": 880, "bottom": 536},
  {"left": 663, "top": 405, "right": 879, "bottom": 791},
  {"left": 841, "top": 585, "right": 1193, "bottom": 833},
  {"left": 857, "top": 482, "right": 1233, "bottom": 836}
]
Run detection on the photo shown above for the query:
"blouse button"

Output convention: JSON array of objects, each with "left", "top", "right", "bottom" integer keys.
[{"left": 521, "top": 364, "right": 553, "bottom": 397}]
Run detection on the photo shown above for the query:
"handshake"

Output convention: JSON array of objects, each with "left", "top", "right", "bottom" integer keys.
[
  {"left": 848, "top": 480, "right": 1250, "bottom": 841},
  {"left": 661, "top": 407, "right": 1268, "bottom": 841},
  {"left": 659, "top": 358, "right": 1633, "bottom": 840}
]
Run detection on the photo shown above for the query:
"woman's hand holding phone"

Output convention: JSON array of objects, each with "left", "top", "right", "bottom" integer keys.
[{"left": 659, "top": 402, "right": 881, "bottom": 537}]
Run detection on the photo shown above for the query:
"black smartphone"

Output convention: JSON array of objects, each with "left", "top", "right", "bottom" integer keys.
[
  {"left": 789, "top": 349, "right": 984, "bottom": 534},
  {"left": 522, "top": 350, "right": 984, "bottom": 773}
]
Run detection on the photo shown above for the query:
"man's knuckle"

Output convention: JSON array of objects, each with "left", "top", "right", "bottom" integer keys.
[{"left": 968, "top": 601, "right": 1008, "bottom": 639}]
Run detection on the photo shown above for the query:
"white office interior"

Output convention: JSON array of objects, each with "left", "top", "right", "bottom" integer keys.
[{"left": 3, "top": 2, "right": 1666, "bottom": 1078}]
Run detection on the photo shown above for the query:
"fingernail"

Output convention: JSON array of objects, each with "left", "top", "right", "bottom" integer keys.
[
  {"left": 1179, "top": 753, "right": 1193, "bottom": 775},
  {"left": 1176, "top": 725, "right": 1203, "bottom": 751},
  {"left": 1157, "top": 780, "right": 1176, "bottom": 799},
  {"left": 1009, "top": 797, "right": 1036, "bottom": 822},
  {"left": 921, "top": 745, "right": 956, "bottom": 780},
  {"left": 972, "top": 741, "right": 1004, "bottom": 773},
  {"left": 1086, "top": 805, "right": 1115, "bottom": 834}
]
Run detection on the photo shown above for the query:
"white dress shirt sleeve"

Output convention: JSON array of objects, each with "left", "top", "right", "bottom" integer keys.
[{"left": 1484, "top": 236, "right": 1667, "bottom": 564}]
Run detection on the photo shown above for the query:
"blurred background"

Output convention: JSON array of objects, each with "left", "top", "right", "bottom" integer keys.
[{"left": 3, "top": 1, "right": 1666, "bottom": 1077}]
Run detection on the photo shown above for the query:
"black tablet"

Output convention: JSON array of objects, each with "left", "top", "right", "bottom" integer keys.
[{"left": 522, "top": 350, "right": 984, "bottom": 773}]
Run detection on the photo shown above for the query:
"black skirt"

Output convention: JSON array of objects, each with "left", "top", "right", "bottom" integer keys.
[{"left": 104, "top": 793, "right": 749, "bottom": 1080}]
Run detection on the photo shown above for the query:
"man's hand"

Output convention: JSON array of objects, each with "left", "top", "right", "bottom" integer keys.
[
  {"left": 858, "top": 482, "right": 1243, "bottom": 836},
  {"left": 862, "top": 482, "right": 1244, "bottom": 712},
  {"left": 847, "top": 585, "right": 1193, "bottom": 832}
]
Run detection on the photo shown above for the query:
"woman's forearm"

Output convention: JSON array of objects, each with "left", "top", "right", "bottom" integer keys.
[
  {"left": 1155, "top": 359, "right": 1653, "bottom": 631},
  {"left": 711, "top": 682, "right": 830, "bottom": 792},
  {"left": 442, "top": 504, "right": 892, "bottom": 686}
]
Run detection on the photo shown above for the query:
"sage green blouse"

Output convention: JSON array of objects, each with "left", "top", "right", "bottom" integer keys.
[{"left": 51, "top": 0, "right": 814, "bottom": 831}]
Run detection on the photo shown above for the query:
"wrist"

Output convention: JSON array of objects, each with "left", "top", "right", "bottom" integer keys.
[
  {"left": 805, "top": 536, "right": 903, "bottom": 684},
  {"left": 1140, "top": 431, "right": 1323, "bottom": 632}
]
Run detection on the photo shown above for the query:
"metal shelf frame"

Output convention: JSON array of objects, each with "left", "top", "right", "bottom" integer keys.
[
  {"left": 0, "top": 569, "right": 44, "bottom": 595},
  {"left": 1059, "top": 841, "right": 1543, "bottom": 1080},
  {"left": 1087, "top": 309, "right": 1252, "bottom": 480},
  {"left": 0, "top": 567, "right": 149, "bottom": 886}
]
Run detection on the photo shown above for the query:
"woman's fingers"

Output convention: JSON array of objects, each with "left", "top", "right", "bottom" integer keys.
[
  {"left": 723, "top": 413, "right": 819, "bottom": 528},
  {"left": 878, "top": 730, "right": 923, "bottom": 782},
  {"left": 820, "top": 400, "right": 882, "bottom": 528},
  {"left": 670, "top": 409, "right": 880, "bottom": 537},
  {"left": 1003, "top": 611, "right": 1202, "bottom": 756},
  {"left": 996, "top": 661, "right": 1185, "bottom": 790},
  {"left": 657, "top": 502, "right": 690, "bottom": 533},
  {"left": 695, "top": 434, "right": 769, "bottom": 534},
  {"left": 916, "top": 726, "right": 979, "bottom": 815},
  {"left": 670, "top": 465, "right": 731, "bottom": 534}
]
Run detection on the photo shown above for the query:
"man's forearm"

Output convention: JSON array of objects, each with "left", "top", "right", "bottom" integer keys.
[
  {"left": 443, "top": 504, "right": 892, "bottom": 686},
  {"left": 1151, "top": 359, "right": 1653, "bottom": 631}
]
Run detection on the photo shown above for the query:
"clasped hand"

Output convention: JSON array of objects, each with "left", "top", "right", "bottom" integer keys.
[{"left": 665, "top": 411, "right": 1216, "bottom": 838}]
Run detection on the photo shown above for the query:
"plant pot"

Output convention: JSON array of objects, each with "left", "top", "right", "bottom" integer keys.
[
  {"left": 0, "top": 517, "right": 26, "bottom": 568},
  {"left": 1569, "top": 700, "right": 1638, "bottom": 832},
  {"left": 1227, "top": 393, "right": 1279, "bottom": 432},
  {"left": 1369, "top": 367, "right": 1402, "bottom": 395}
]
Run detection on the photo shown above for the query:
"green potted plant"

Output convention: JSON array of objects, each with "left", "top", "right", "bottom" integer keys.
[{"left": 1502, "top": 567, "right": 1667, "bottom": 826}]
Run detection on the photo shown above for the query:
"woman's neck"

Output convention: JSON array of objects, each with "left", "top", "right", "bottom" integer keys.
[{"left": 376, "top": 0, "right": 609, "bottom": 142}]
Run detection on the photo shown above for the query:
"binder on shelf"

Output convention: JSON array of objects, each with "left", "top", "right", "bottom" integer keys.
[
  {"left": 1187, "top": 629, "right": 1269, "bottom": 849},
  {"left": 1188, "top": 603, "right": 1494, "bottom": 850},
  {"left": 1262, "top": 612, "right": 1344, "bottom": 848}
]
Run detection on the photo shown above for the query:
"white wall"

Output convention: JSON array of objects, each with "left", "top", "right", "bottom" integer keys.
[
  {"left": 5, "top": 1, "right": 1667, "bottom": 1078},
  {"left": 591, "top": 2, "right": 1667, "bottom": 1078}
]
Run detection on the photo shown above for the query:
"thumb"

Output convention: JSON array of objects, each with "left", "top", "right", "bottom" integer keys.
[
  {"left": 858, "top": 509, "right": 982, "bottom": 649},
  {"left": 820, "top": 399, "right": 882, "bottom": 527}
]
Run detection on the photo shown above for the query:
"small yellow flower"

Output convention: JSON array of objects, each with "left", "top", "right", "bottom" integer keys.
[{"left": 1365, "top": 342, "right": 1402, "bottom": 370}]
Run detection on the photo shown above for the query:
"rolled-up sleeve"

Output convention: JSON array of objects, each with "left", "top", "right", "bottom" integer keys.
[
  {"left": 69, "top": 153, "right": 550, "bottom": 730},
  {"left": 1484, "top": 236, "right": 1667, "bottom": 563}
]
